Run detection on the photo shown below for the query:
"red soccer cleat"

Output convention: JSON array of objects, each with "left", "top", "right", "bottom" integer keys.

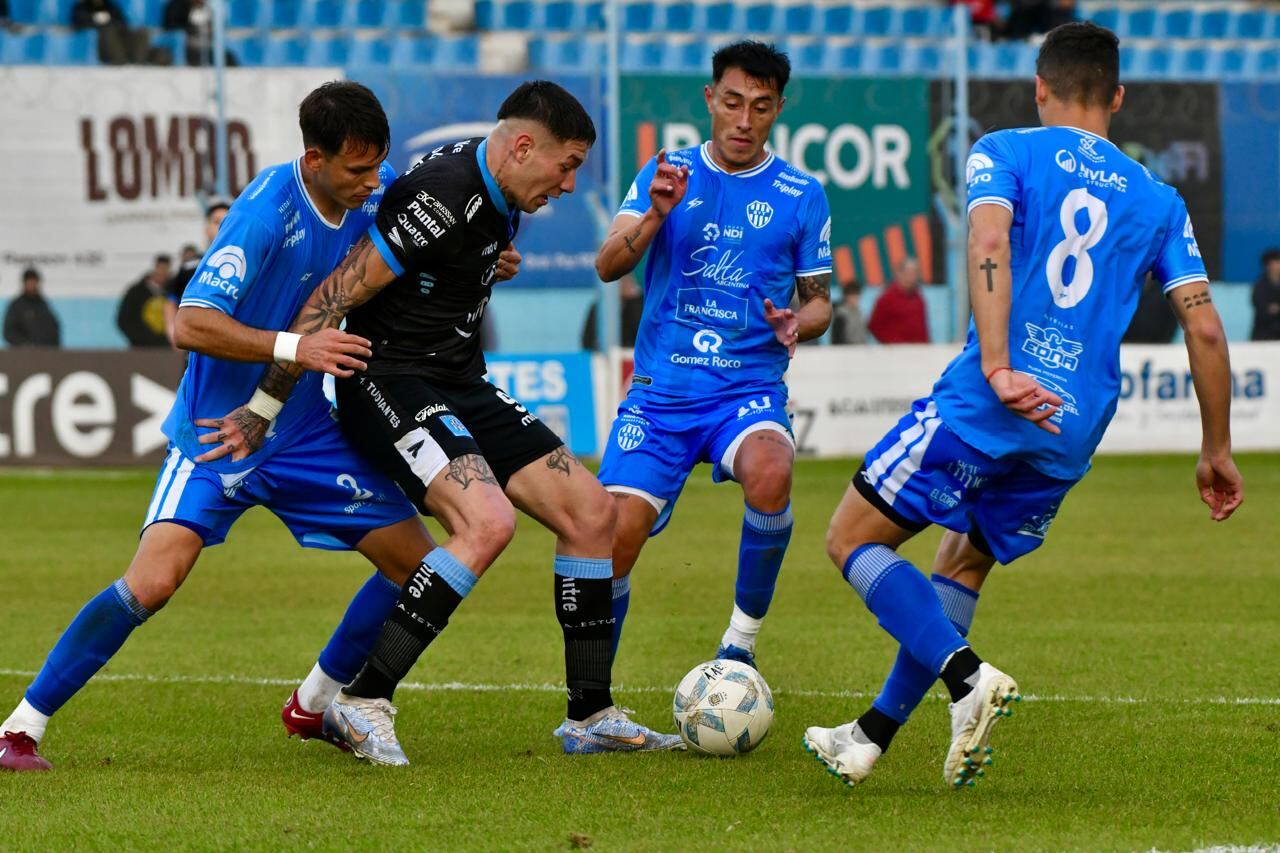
[
  {"left": 282, "top": 690, "right": 351, "bottom": 752},
  {"left": 0, "top": 731, "right": 52, "bottom": 772}
]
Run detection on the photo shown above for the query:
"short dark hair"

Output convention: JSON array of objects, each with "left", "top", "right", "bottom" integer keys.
[
  {"left": 712, "top": 40, "right": 791, "bottom": 96},
  {"left": 497, "top": 80, "right": 597, "bottom": 146},
  {"left": 299, "top": 81, "right": 390, "bottom": 157},
  {"left": 1036, "top": 21, "right": 1120, "bottom": 108},
  {"left": 154, "top": 254, "right": 172, "bottom": 266},
  {"left": 206, "top": 198, "right": 230, "bottom": 218},
  {"left": 21, "top": 267, "right": 39, "bottom": 283},
  {"left": 1263, "top": 248, "right": 1280, "bottom": 266}
]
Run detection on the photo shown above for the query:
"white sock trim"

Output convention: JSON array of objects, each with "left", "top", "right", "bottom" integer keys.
[
  {"left": 2, "top": 698, "right": 50, "bottom": 744},
  {"left": 296, "top": 662, "right": 345, "bottom": 714},
  {"left": 720, "top": 604, "right": 764, "bottom": 652}
]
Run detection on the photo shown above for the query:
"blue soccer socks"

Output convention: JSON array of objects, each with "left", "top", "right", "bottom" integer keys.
[
  {"left": 316, "top": 571, "right": 404, "bottom": 688},
  {"left": 842, "top": 544, "right": 969, "bottom": 677},
  {"left": 25, "top": 579, "right": 153, "bottom": 717}
]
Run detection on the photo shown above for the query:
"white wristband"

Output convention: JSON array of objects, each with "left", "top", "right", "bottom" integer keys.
[
  {"left": 246, "top": 388, "right": 284, "bottom": 422},
  {"left": 273, "top": 332, "right": 301, "bottom": 364}
]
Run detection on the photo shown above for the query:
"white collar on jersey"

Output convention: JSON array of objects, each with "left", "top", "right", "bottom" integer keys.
[
  {"left": 699, "top": 142, "right": 776, "bottom": 178},
  {"left": 293, "top": 158, "right": 348, "bottom": 231},
  {"left": 1058, "top": 126, "right": 1120, "bottom": 151}
]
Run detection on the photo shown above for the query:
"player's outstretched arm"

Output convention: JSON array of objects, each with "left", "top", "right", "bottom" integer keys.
[
  {"left": 1170, "top": 282, "right": 1243, "bottom": 520},
  {"left": 968, "top": 203, "right": 1062, "bottom": 433},
  {"left": 595, "top": 149, "right": 688, "bottom": 282},
  {"left": 794, "top": 273, "right": 833, "bottom": 342},
  {"left": 193, "top": 235, "right": 398, "bottom": 463}
]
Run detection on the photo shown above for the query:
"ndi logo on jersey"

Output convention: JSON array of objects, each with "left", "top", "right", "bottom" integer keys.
[
  {"left": 616, "top": 422, "right": 646, "bottom": 451},
  {"left": 702, "top": 222, "right": 720, "bottom": 242},
  {"left": 693, "top": 328, "right": 723, "bottom": 353},
  {"left": 1022, "top": 323, "right": 1084, "bottom": 372},
  {"left": 966, "top": 152, "right": 995, "bottom": 186},
  {"left": 746, "top": 200, "right": 774, "bottom": 229}
]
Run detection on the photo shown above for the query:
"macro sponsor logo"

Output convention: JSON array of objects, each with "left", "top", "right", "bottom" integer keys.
[
  {"left": 1183, "top": 216, "right": 1202, "bottom": 259},
  {"left": 967, "top": 152, "right": 994, "bottom": 186},
  {"left": 818, "top": 217, "right": 832, "bottom": 260}
]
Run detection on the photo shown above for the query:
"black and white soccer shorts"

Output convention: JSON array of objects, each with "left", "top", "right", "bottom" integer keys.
[{"left": 334, "top": 374, "right": 564, "bottom": 509}]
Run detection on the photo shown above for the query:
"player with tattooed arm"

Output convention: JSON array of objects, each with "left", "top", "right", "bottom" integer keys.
[
  {"left": 803, "top": 22, "right": 1243, "bottom": 790},
  {"left": 1, "top": 82, "right": 447, "bottom": 771},
  {"left": 197, "top": 81, "right": 682, "bottom": 765},
  {"left": 594, "top": 41, "right": 833, "bottom": 673}
]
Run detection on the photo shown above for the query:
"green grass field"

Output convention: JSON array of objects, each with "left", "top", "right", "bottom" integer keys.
[{"left": 2, "top": 454, "right": 1278, "bottom": 851}]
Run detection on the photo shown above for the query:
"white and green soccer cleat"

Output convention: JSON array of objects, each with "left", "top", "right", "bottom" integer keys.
[
  {"left": 801, "top": 722, "right": 882, "bottom": 788},
  {"left": 945, "top": 662, "right": 1021, "bottom": 788},
  {"left": 322, "top": 692, "right": 410, "bottom": 767}
]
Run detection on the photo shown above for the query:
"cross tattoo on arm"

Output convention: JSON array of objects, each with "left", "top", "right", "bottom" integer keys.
[{"left": 981, "top": 258, "right": 998, "bottom": 292}]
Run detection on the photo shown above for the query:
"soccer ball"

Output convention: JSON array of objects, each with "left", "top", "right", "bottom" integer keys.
[{"left": 672, "top": 659, "right": 774, "bottom": 756}]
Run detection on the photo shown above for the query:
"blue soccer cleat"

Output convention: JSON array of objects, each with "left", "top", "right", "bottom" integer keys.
[
  {"left": 715, "top": 643, "right": 758, "bottom": 671},
  {"left": 553, "top": 707, "right": 685, "bottom": 754}
]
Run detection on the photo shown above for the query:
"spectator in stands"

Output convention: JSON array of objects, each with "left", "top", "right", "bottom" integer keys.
[
  {"left": 117, "top": 255, "right": 172, "bottom": 347},
  {"left": 582, "top": 274, "right": 644, "bottom": 350},
  {"left": 1004, "top": 0, "right": 1077, "bottom": 40},
  {"left": 178, "top": 243, "right": 200, "bottom": 265},
  {"left": 950, "top": 0, "right": 1001, "bottom": 39},
  {"left": 1123, "top": 273, "right": 1178, "bottom": 344},
  {"left": 3, "top": 268, "right": 61, "bottom": 348},
  {"left": 163, "top": 0, "right": 238, "bottom": 66},
  {"left": 831, "top": 278, "right": 869, "bottom": 345},
  {"left": 1251, "top": 248, "right": 1280, "bottom": 341},
  {"left": 868, "top": 257, "right": 929, "bottom": 344},
  {"left": 71, "top": 0, "right": 152, "bottom": 64}
]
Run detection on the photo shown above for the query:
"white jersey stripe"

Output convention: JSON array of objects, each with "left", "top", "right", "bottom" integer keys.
[
  {"left": 158, "top": 456, "right": 196, "bottom": 521},
  {"left": 144, "top": 448, "right": 181, "bottom": 526},
  {"left": 877, "top": 411, "right": 942, "bottom": 507},
  {"left": 864, "top": 401, "right": 938, "bottom": 485}
]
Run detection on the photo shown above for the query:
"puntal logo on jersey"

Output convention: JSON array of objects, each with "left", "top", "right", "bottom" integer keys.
[{"left": 746, "top": 200, "right": 774, "bottom": 229}]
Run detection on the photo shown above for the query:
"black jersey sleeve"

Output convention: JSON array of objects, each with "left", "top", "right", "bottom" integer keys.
[{"left": 368, "top": 167, "right": 467, "bottom": 278}]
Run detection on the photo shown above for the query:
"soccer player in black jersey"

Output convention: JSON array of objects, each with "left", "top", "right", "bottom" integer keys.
[{"left": 197, "top": 81, "right": 682, "bottom": 764}]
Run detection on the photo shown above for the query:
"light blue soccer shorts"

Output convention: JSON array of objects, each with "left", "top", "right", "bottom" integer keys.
[
  {"left": 142, "top": 414, "right": 417, "bottom": 550},
  {"left": 854, "top": 397, "right": 1080, "bottom": 565},
  {"left": 597, "top": 386, "right": 793, "bottom": 535}
]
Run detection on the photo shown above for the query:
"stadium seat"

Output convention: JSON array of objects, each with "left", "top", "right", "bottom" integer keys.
[
  {"left": 621, "top": 37, "right": 662, "bottom": 70},
  {"left": 661, "top": 39, "right": 703, "bottom": 73},
  {"left": 1088, "top": 7, "right": 1118, "bottom": 33},
  {"left": 142, "top": 0, "right": 164, "bottom": 26},
  {"left": 623, "top": 1, "right": 655, "bottom": 32},
  {"left": 299, "top": 0, "right": 343, "bottom": 29},
  {"left": 1258, "top": 45, "right": 1280, "bottom": 76},
  {"left": 583, "top": 0, "right": 605, "bottom": 29},
  {"left": 782, "top": 3, "right": 814, "bottom": 36},
  {"left": 348, "top": 33, "right": 393, "bottom": 65},
  {"left": 529, "top": 36, "right": 585, "bottom": 69},
  {"left": 903, "top": 41, "right": 943, "bottom": 76},
  {"left": 271, "top": 0, "right": 303, "bottom": 28},
  {"left": 866, "top": 42, "right": 902, "bottom": 75},
  {"left": 1170, "top": 44, "right": 1209, "bottom": 80},
  {"left": 738, "top": 3, "right": 775, "bottom": 34},
  {"left": 544, "top": 0, "right": 578, "bottom": 31},
  {"left": 1211, "top": 44, "right": 1245, "bottom": 80},
  {"left": 1159, "top": 8, "right": 1194, "bottom": 40},
  {"left": 901, "top": 5, "right": 947, "bottom": 38},
  {"left": 820, "top": 40, "right": 860, "bottom": 74},
  {"left": 663, "top": 1, "right": 694, "bottom": 33},
  {"left": 341, "top": 0, "right": 390, "bottom": 29},
  {"left": 1233, "top": 8, "right": 1267, "bottom": 40},
  {"left": 225, "top": 33, "right": 264, "bottom": 65},
  {"left": 48, "top": 29, "right": 98, "bottom": 63},
  {"left": 440, "top": 35, "right": 478, "bottom": 67},
  {"left": 228, "top": 0, "right": 267, "bottom": 28},
  {"left": 390, "top": 0, "right": 428, "bottom": 29},
  {"left": 49, "top": 0, "right": 76, "bottom": 26},
  {"left": 0, "top": 31, "right": 42, "bottom": 63},
  {"left": 788, "top": 39, "right": 823, "bottom": 73},
  {"left": 1131, "top": 45, "right": 1172, "bottom": 78},
  {"left": 263, "top": 32, "right": 307, "bottom": 65},
  {"left": 698, "top": 1, "right": 734, "bottom": 32},
  {"left": 8, "top": 0, "right": 41, "bottom": 24},
  {"left": 862, "top": 5, "right": 896, "bottom": 37},
  {"left": 1125, "top": 7, "right": 1156, "bottom": 38},
  {"left": 1198, "top": 8, "right": 1230, "bottom": 40},
  {"left": 818, "top": 5, "right": 857, "bottom": 36},
  {"left": 149, "top": 28, "right": 184, "bottom": 63},
  {"left": 390, "top": 32, "right": 436, "bottom": 64},
  {"left": 474, "top": 0, "right": 496, "bottom": 28},
  {"left": 502, "top": 0, "right": 535, "bottom": 29}
]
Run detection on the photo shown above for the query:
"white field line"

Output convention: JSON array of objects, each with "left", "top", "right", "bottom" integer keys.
[{"left": 0, "top": 668, "right": 1277, "bottom": 706}]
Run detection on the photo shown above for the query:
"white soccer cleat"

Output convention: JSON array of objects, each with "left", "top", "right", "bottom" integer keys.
[
  {"left": 944, "top": 662, "right": 1021, "bottom": 788},
  {"left": 801, "top": 722, "right": 882, "bottom": 788},
  {"left": 322, "top": 692, "right": 410, "bottom": 767}
]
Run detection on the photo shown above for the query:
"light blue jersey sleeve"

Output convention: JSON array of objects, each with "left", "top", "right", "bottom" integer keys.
[
  {"left": 794, "top": 188, "right": 833, "bottom": 276},
  {"left": 965, "top": 133, "right": 1022, "bottom": 215},
  {"left": 1152, "top": 193, "right": 1208, "bottom": 293},
  {"left": 179, "top": 210, "right": 277, "bottom": 315},
  {"left": 618, "top": 157, "right": 659, "bottom": 218}
]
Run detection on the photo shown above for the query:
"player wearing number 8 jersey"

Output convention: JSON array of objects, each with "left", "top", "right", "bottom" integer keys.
[{"left": 804, "top": 22, "right": 1243, "bottom": 791}]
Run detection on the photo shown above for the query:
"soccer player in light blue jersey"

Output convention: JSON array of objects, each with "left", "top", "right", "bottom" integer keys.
[
  {"left": 0, "top": 83, "right": 441, "bottom": 772},
  {"left": 595, "top": 42, "right": 833, "bottom": 673},
  {"left": 803, "top": 22, "right": 1244, "bottom": 790}
]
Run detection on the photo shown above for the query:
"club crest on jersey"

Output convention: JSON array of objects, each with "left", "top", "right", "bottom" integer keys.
[
  {"left": 616, "top": 422, "right": 646, "bottom": 451},
  {"left": 746, "top": 200, "right": 773, "bottom": 229}
]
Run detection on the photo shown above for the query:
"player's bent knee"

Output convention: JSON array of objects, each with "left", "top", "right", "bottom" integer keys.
[
  {"left": 742, "top": 464, "right": 792, "bottom": 512},
  {"left": 824, "top": 522, "right": 859, "bottom": 571}
]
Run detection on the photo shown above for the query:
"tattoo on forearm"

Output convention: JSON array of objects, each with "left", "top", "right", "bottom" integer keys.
[
  {"left": 623, "top": 224, "right": 644, "bottom": 255},
  {"left": 981, "top": 258, "right": 998, "bottom": 292},
  {"left": 296, "top": 237, "right": 375, "bottom": 335},
  {"left": 796, "top": 273, "right": 832, "bottom": 304},
  {"left": 445, "top": 454, "right": 499, "bottom": 490},
  {"left": 258, "top": 362, "right": 295, "bottom": 400},
  {"left": 1182, "top": 290, "right": 1213, "bottom": 310},
  {"left": 545, "top": 446, "right": 580, "bottom": 477}
]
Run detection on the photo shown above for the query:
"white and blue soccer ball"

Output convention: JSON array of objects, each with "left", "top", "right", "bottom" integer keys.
[{"left": 673, "top": 659, "right": 773, "bottom": 756}]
